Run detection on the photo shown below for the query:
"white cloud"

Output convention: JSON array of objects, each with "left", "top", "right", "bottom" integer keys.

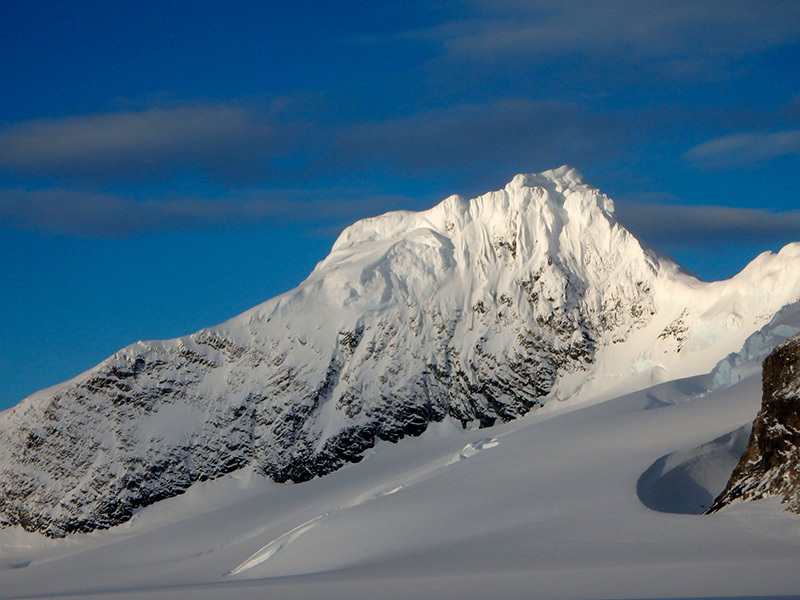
[
  {"left": 452, "top": 0, "right": 800, "bottom": 59},
  {"left": 0, "top": 188, "right": 408, "bottom": 238},
  {"left": 0, "top": 104, "right": 300, "bottom": 182},
  {"left": 616, "top": 202, "right": 800, "bottom": 246},
  {"left": 684, "top": 130, "right": 800, "bottom": 169}
]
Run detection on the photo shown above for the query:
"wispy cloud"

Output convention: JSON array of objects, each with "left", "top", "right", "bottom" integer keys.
[
  {"left": 417, "top": 0, "right": 800, "bottom": 76},
  {"left": 11, "top": 184, "right": 796, "bottom": 248},
  {"left": 684, "top": 129, "right": 800, "bottom": 169},
  {"left": 616, "top": 202, "right": 800, "bottom": 246},
  {"left": 0, "top": 104, "right": 305, "bottom": 182},
  {"left": 333, "top": 99, "right": 623, "bottom": 180},
  {"left": 0, "top": 188, "right": 410, "bottom": 238},
  {"left": 0, "top": 98, "right": 623, "bottom": 187}
]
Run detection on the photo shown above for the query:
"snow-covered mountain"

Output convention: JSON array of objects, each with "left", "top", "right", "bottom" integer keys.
[{"left": 2, "top": 165, "right": 800, "bottom": 537}]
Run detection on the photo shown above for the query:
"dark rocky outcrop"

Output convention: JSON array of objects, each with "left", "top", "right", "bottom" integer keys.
[{"left": 708, "top": 333, "right": 800, "bottom": 513}]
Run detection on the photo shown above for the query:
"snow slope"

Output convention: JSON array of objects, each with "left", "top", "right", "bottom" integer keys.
[
  {"left": 3, "top": 166, "right": 800, "bottom": 538},
  {"left": 1, "top": 307, "right": 800, "bottom": 599}
]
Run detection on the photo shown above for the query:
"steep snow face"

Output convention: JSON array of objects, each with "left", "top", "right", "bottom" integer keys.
[{"left": 1, "top": 166, "right": 799, "bottom": 537}]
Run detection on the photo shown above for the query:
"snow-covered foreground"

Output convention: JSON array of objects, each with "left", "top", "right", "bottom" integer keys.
[{"left": 2, "top": 364, "right": 800, "bottom": 600}]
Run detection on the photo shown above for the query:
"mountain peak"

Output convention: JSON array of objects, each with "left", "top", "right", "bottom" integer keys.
[
  {"left": 327, "top": 167, "right": 612, "bottom": 262},
  {"left": 506, "top": 165, "right": 587, "bottom": 192}
]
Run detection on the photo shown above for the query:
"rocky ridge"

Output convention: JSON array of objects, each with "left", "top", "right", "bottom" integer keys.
[{"left": 708, "top": 333, "right": 800, "bottom": 513}]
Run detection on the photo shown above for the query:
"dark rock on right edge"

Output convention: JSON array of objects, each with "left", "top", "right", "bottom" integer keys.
[{"left": 707, "top": 333, "right": 800, "bottom": 513}]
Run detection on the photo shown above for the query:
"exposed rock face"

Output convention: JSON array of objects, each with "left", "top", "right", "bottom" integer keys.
[
  {"left": 2, "top": 166, "right": 800, "bottom": 538},
  {"left": 708, "top": 333, "right": 800, "bottom": 513}
]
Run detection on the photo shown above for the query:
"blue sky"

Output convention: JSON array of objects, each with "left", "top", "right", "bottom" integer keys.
[{"left": 2, "top": 0, "right": 800, "bottom": 410}]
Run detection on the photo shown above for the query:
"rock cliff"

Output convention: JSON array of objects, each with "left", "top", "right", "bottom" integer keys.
[{"left": 708, "top": 333, "right": 800, "bottom": 513}]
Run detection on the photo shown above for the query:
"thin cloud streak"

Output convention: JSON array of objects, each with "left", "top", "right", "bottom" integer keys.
[
  {"left": 0, "top": 104, "right": 304, "bottom": 182},
  {"left": 616, "top": 202, "right": 800, "bottom": 246},
  {"left": 0, "top": 98, "right": 625, "bottom": 186},
  {"left": 0, "top": 188, "right": 410, "bottom": 238},
  {"left": 333, "top": 99, "right": 624, "bottom": 178},
  {"left": 685, "top": 130, "right": 800, "bottom": 169},
  {"left": 413, "top": 0, "right": 800, "bottom": 76},
  {"left": 7, "top": 185, "right": 798, "bottom": 250}
]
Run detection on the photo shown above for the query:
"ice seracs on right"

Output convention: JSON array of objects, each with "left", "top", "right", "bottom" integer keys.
[{"left": 2, "top": 165, "right": 800, "bottom": 539}]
